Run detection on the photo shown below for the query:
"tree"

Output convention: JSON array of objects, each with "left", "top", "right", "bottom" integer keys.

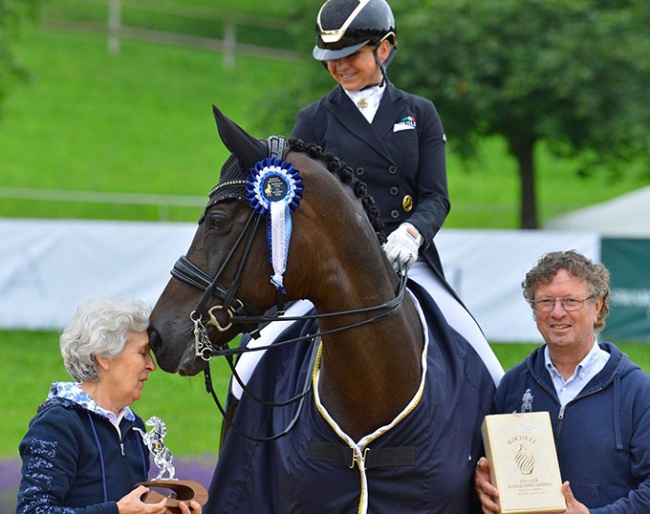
[
  {"left": 0, "top": 0, "right": 43, "bottom": 120},
  {"left": 391, "top": 0, "right": 650, "bottom": 228}
]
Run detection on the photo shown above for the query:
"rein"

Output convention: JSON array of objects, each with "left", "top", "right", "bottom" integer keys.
[{"left": 176, "top": 251, "right": 409, "bottom": 361}]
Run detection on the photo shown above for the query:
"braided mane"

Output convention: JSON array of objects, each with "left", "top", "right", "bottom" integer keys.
[{"left": 288, "top": 138, "right": 386, "bottom": 244}]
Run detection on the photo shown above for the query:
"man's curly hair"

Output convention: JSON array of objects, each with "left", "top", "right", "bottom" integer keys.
[{"left": 522, "top": 250, "right": 610, "bottom": 332}]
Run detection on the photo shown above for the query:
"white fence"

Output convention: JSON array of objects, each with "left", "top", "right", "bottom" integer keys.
[{"left": 44, "top": 0, "right": 300, "bottom": 66}]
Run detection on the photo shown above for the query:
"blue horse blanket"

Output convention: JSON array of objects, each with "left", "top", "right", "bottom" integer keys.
[{"left": 207, "top": 281, "right": 495, "bottom": 513}]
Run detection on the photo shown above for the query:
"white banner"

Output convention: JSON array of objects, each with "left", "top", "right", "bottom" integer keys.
[
  {"left": 0, "top": 219, "right": 599, "bottom": 342},
  {"left": 436, "top": 229, "right": 600, "bottom": 342},
  {"left": 0, "top": 219, "right": 195, "bottom": 330}
]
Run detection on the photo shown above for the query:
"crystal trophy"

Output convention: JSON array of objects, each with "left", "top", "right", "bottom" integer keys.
[{"left": 135, "top": 416, "right": 209, "bottom": 513}]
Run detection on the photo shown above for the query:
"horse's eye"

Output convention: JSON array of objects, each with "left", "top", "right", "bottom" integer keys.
[{"left": 209, "top": 211, "right": 231, "bottom": 231}]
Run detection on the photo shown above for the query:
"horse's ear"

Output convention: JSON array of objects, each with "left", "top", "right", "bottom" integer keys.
[{"left": 212, "top": 105, "right": 267, "bottom": 170}]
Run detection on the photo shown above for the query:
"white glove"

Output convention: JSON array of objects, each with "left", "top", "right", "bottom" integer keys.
[{"left": 382, "top": 222, "right": 424, "bottom": 273}]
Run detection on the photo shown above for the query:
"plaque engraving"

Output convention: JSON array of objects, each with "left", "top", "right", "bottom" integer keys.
[{"left": 481, "top": 412, "right": 566, "bottom": 514}]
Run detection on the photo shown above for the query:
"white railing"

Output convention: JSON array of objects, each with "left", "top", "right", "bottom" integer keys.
[{"left": 0, "top": 187, "right": 205, "bottom": 221}]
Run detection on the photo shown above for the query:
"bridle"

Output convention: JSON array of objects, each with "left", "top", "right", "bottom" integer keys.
[
  {"left": 167, "top": 136, "right": 409, "bottom": 441},
  {"left": 172, "top": 210, "right": 264, "bottom": 360}
]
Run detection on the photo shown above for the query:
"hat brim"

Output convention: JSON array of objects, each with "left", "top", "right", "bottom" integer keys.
[{"left": 312, "top": 40, "right": 370, "bottom": 61}]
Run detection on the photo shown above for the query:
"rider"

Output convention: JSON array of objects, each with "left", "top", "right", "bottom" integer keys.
[{"left": 227, "top": 0, "right": 503, "bottom": 415}]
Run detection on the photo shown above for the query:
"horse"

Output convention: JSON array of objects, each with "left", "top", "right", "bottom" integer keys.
[{"left": 148, "top": 106, "right": 497, "bottom": 513}]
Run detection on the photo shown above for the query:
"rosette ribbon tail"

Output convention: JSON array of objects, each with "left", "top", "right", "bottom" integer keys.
[{"left": 269, "top": 200, "right": 291, "bottom": 294}]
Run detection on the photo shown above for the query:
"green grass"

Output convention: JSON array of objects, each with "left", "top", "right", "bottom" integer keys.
[
  {"left": 0, "top": 28, "right": 297, "bottom": 221},
  {"left": 2, "top": 27, "right": 648, "bottom": 224},
  {"left": 3, "top": 331, "right": 650, "bottom": 459},
  {"left": 43, "top": 0, "right": 297, "bottom": 49}
]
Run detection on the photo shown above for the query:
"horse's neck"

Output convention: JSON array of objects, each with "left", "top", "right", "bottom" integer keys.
[
  {"left": 294, "top": 166, "right": 425, "bottom": 439},
  {"left": 313, "top": 260, "right": 425, "bottom": 440}
]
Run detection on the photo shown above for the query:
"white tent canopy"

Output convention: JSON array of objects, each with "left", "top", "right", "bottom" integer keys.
[{"left": 545, "top": 186, "right": 650, "bottom": 237}]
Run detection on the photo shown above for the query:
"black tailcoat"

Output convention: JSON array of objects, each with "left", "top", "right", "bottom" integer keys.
[{"left": 291, "top": 81, "right": 449, "bottom": 276}]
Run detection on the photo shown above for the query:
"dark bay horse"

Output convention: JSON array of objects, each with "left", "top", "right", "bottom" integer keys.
[{"left": 149, "top": 106, "right": 495, "bottom": 513}]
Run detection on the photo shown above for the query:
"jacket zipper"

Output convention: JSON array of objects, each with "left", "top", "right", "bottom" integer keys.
[{"left": 558, "top": 386, "right": 604, "bottom": 420}]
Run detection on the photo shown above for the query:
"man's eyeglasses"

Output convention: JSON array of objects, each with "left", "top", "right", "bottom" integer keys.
[{"left": 531, "top": 295, "right": 595, "bottom": 312}]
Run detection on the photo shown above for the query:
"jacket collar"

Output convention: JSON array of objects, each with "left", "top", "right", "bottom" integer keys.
[
  {"left": 325, "top": 81, "right": 405, "bottom": 163},
  {"left": 46, "top": 381, "right": 136, "bottom": 422},
  {"left": 528, "top": 342, "right": 632, "bottom": 394}
]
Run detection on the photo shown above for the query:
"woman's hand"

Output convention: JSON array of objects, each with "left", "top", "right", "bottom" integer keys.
[
  {"left": 116, "top": 485, "right": 167, "bottom": 514},
  {"left": 382, "top": 222, "right": 423, "bottom": 272},
  {"left": 178, "top": 499, "right": 203, "bottom": 513}
]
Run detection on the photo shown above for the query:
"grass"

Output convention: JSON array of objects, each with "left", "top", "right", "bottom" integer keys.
[
  {"left": 1, "top": 27, "right": 648, "bottom": 224},
  {"left": 2, "top": 4, "right": 650, "bottom": 462},
  {"left": 4, "top": 330, "right": 650, "bottom": 459},
  {"left": 1, "top": 29, "right": 295, "bottom": 213}
]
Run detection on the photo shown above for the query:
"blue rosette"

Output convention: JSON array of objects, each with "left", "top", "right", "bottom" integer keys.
[{"left": 246, "top": 157, "right": 303, "bottom": 293}]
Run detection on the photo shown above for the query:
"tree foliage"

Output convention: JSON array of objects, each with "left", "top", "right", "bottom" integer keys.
[
  {"left": 0, "top": 0, "right": 43, "bottom": 120},
  {"left": 391, "top": 0, "right": 650, "bottom": 227}
]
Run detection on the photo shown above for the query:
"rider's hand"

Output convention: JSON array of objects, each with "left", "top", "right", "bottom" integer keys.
[
  {"left": 116, "top": 485, "right": 167, "bottom": 514},
  {"left": 382, "top": 222, "right": 423, "bottom": 273}
]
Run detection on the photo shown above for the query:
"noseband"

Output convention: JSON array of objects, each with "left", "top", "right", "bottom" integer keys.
[{"left": 171, "top": 210, "right": 264, "bottom": 360}]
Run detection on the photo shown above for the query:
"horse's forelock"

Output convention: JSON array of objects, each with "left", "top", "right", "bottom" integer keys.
[{"left": 197, "top": 138, "right": 385, "bottom": 243}]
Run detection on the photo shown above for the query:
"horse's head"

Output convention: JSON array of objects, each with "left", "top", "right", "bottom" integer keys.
[
  {"left": 149, "top": 106, "right": 289, "bottom": 375},
  {"left": 149, "top": 106, "right": 391, "bottom": 377}
]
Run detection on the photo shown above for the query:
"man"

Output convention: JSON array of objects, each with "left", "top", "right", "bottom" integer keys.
[{"left": 475, "top": 250, "right": 650, "bottom": 514}]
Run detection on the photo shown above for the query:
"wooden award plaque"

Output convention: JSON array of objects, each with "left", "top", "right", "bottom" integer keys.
[
  {"left": 138, "top": 479, "right": 209, "bottom": 513},
  {"left": 481, "top": 412, "right": 566, "bottom": 514}
]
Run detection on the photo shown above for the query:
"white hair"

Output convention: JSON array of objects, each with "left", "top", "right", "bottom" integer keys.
[{"left": 59, "top": 296, "right": 152, "bottom": 382}]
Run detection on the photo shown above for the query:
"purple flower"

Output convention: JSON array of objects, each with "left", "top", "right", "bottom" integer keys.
[
  {"left": 0, "top": 458, "right": 21, "bottom": 513},
  {"left": 1, "top": 455, "right": 217, "bottom": 511}
]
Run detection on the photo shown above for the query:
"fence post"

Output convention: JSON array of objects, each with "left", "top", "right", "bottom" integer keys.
[
  {"left": 108, "top": 0, "right": 121, "bottom": 55},
  {"left": 223, "top": 19, "right": 236, "bottom": 68}
]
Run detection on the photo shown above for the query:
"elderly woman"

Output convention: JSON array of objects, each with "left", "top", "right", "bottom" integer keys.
[{"left": 15, "top": 296, "right": 201, "bottom": 514}]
